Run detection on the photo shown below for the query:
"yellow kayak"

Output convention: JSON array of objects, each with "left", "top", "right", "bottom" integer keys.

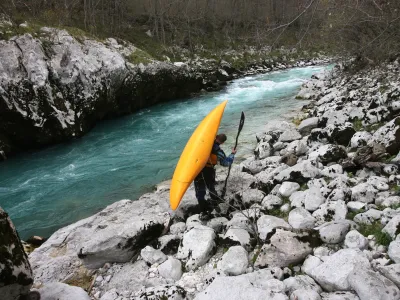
[{"left": 170, "top": 100, "right": 228, "bottom": 210}]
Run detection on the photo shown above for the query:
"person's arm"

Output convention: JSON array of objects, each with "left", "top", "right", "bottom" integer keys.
[{"left": 217, "top": 148, "right": 235, "bottom": 166}]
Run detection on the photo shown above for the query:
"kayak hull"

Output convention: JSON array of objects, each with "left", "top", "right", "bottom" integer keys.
[{"left": 170, "top": 100, "right": 228, "bottom": 210}]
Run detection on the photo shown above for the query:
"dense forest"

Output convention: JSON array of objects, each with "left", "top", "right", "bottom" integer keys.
[{"left": 1, "top": 0, "right": 400, "bottom": 62}]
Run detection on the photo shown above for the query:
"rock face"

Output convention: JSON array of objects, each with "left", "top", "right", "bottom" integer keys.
[
  {"left": 0, "top": 207, "right": 33, "bottom": 300},
  {"left": 29, "top": 194, "right": 170, "bottom": 283},
  {"left": 0, "top": 29, "right": 212, "bottom": 159}
]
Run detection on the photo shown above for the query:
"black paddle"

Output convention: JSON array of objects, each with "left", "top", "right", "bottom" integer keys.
[{"left": 221, "top": 112, "right": 245, "bottom": 198}]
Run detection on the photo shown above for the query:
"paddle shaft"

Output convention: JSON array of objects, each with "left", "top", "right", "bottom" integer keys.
[{"left": 221, "top": 112, "right": 245, "bottom": 198}]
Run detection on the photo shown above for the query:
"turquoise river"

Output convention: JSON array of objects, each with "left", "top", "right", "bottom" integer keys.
[{"left": 0, "top": 65, "right": 327, "bottom": 239}]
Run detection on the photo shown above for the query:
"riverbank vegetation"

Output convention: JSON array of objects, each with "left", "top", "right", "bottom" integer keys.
[{"left": 1, "top": 0, "right": 399, "bottom": 65}]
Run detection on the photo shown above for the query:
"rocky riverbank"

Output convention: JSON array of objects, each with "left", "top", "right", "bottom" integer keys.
[
  {"left": 1, "top": 58, "right": 397, "bottom": 300},
  {"left": 0, "top": 20, "right": 331, "bottom": 161}
]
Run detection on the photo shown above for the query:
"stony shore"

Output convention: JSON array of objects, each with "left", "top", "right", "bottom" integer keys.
[{"left": 4, "top": 56, "right": 400, "bottom": 299}]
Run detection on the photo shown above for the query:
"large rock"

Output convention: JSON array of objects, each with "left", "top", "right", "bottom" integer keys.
[
  {"left": 377, "top": 264, "right": 400, "bottom": 288},
  {"left": 274, "top": 160, "right": 320, "bottom": 184},
  {"left": 194, "top": 275, "right": 287, "bottom": 300},
  {"left": 288, "top": 208, "right": 316, "bottom": 229},
  {"left": 217, "top": 246, "right": 249, "bottom": 276},
  {"left": 308, "top": 144, "right": 347, "bottom": 164},
  {"left": 257, "top": 215, "right": 291, "bottom": 240},
  {"left": 140, "top": 246, "right": 167, "bottom": 265},
  {"left": 29, "top": 196, "right": 170, "bottom": 283},
  {"left": 104, "top": 260, "right": 148, "bottom": 292},
  {"left": 254, "top": 228, "right": 320, "bottom": 268},
  {"left": 158, "top": 257, "right": 183, "bottom": 281},
  {"left": 38, "top": 282, "right": 91, "bottom": 300},
  {"left": 309, "top": 249, "right": 370, "bottom": 291},
  {"left": 176, "top": 225, "right": 216, "bottom": 270},
  {"left": 368, "top": 117, "right": 400, "bottom": 155},
  {"left": 298, "top": 117, "right": 319, "bottom": 135},
  {"left": 284, "top": 275, "right": 322, "bottom": 294},
  {"left": 325, "top": 122, "right": 356, "bottom": 146},
  {"left": 348, "top": 266, "right": 400, "bottom": 300},
  {"left": 317, "top": 221, "right": 351, "bottom": 244},
  {"left": 0, "top": 207, "right": 33, "bottom": 300},
  {"left": 388, "top": 240, "right": 400, "bottom": 263}
]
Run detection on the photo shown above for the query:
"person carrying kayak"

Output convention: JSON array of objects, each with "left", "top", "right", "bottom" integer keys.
[{"left": 194, "top": 133, "right": 236, "bottom": 214}]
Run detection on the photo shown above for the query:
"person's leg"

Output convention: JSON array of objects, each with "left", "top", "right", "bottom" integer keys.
[
  {"left": 194, "top": 171, "right": 207, "bottom": 212},
  {"left": 204, "top": 167, "right": 219, "bottom": 201}
]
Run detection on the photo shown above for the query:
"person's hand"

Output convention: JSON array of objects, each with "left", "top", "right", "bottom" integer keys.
[{"left": 231, "top": 148, "right": 237, "bottom": 155}]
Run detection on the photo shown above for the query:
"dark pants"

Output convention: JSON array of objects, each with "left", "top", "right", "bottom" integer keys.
[{"left": 194, "top": 167, "right": 219, "bottom": 211}]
